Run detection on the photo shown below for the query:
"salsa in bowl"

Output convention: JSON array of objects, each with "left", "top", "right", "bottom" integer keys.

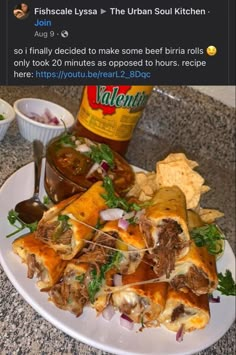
[{"left": 44, "top": 131, "right": 135, "bottom": 203}]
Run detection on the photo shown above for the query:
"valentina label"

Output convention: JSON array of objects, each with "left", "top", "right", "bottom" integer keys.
[{"left": 87, "top": 86, "right": 149, "bottom": 115}]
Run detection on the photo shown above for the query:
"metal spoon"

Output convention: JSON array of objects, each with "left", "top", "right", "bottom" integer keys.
[{"left": 15, "top": 140, "right": 48, "bottom": 224}]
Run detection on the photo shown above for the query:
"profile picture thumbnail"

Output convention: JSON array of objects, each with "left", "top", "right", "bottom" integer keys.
[{"left": 13, "top": 3, "right": 30, "bottom": 20}]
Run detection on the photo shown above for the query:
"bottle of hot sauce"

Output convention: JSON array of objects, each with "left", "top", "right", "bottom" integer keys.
[{"left": 73, "top": 85, "right": 153, "bottom": 155}]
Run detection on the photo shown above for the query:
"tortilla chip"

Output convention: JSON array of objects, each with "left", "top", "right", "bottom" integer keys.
[
  {"left": 139, "top": 191, "right": 153, "bottom": 201},
  {"left": 158, "top": 153, "right": 199, "bottom": 169},
  {"left": 127, "top": 172, "right": 157, "bottom": 201},
  {"left": 126, "top": 153, "right": 217, "bottom": 215},
  {"left": 156, "top": 159, "right": 204, "bottom": 209},
  {"left": 199, "top": 208, "right": 224, "bottom": 223},
  {"left": 201, "top": 185, "right": 211, "bottom": 194}
]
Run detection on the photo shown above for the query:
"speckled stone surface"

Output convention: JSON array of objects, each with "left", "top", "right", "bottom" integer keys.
[{"left": 0, "top": 86, "right": 235, "bottom": 355}]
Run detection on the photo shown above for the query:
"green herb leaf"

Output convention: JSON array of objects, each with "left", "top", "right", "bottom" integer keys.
[
  {"left": 43, "top": 195, "right": 51, "bottom": 206},
  {"left": 87, "top": 251, "right": 122, "bottom": 303},
  {"left": 59, "top": 132, "right": 76, "bottom": 147},
  {"left": 6, "top": 209, "right": 38, "bottom": 238},
  {"left": 102, "top": 176, "right": 151, "bottom": 213},
  {"left": 0, "top": 114, "right": 5, "bottom": 121},
  {"left": 217, "top": 269, "right": 236, "bottom": 296},
  {"left": 87, "top": 143, "right": 114, "bottom": 168},
  {"left": 95, "top": 218, "right": 105, "bottom": 230},
  {"left": 190, "top": 224, "right": 225, "bottom": 255},
  {"left": 52, "top": 214, "right": 71, "bottom": 241},
  {"left": 75, "top": 274, "right": 85, "bottom": 283},
  {"left": 58, "top": 214, "right": 70, "bottom": 223}
]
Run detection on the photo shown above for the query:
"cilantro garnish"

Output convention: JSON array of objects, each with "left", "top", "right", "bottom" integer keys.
[
  {"left": 0, "top": 114, "right": 5, "bottom": 121},
  {"left": 43, "top": 195, "right": 51, "bottom": 206},
  {"left": 75, "top": 274, "right": 85, "bottom": 283},
  {"left": 6, "top": 209, "right": 38, "bottom": 238},
  {"left": 58, "top": 214, "right": 70, "bottom": 224},
  {"left": 88, "top": 251, "right": 122, "bottom": 303},
  {"left": 102, "top": 176, "right": 150, "bottom": 213},
  {"left": 217, "top": 269, "right": 236, "bottom": 296},
  {"left": 87, "top": 143, "right": 114, "bottom": 168},
  {"left": 59, "top": 131, "right": 76, "bottom": 147},
  {"left": 52, "top": 214, "right": 71, "bottom": 241},
  {"left": 190, "top": 224, "right": 225, "bottom": 255},
  {"left": 95, "top": 217, "right": 105, "bottom": 230}
]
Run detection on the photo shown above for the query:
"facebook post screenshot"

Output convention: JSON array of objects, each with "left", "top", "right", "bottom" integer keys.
[{"left": 0, "top": 1, "right": 235, "bottom": 355}]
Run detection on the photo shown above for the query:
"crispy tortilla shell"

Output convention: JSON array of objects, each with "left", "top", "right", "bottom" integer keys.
[
  {"left": 36, "top": 181, "right": 108, "bottom": 260},
  {"left": 145, "top": 186, "right": 190, "bottom": 256},
  {"left": 159, "top": 287, "right": 210, "bottom": 332},
  {"left": 112, "top": 261, "right": 168, "bottom": 327},
  {"left": 12, "top": 232, "right": 67, "bottom": 291}
]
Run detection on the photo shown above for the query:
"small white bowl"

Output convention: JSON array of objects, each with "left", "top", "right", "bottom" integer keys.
[
  {"left": 0, "top": 99, "right": 15, "bottom": 141},
  {"left": 14, "top": 98, "right": 75, "bottom": 145}
]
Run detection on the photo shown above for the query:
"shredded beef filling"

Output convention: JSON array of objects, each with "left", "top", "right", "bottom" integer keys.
[
  {"left": 170, "top": 266, "right": 209, "bottom": 295},
  {"left": 36, "top": 221, "right": 73, "bottom": 245},
  {"left": 49, "top": 270, "right": 90, "bottom": 317},
  {"left": 117, "top": 295, "right": 147, "bottom": 317},
  {"left": 171, "top": 304, "right": 196, "bottom": 322},
  {"left": 93, "top": 232, "right": 118, "bottom": 249},
  {"left": 77, "top": 232, "right": 117, "bottom": 268},
  {"left": 145, "top": 219, "right": 185, "bottom": 278},
  {"left": 171, "top": 304, "right": 185, "bottom": 322},
  {"left": 26, "top": 254, "right": 43, "bottom": 279},
  {"left": 119, "top": 301, "right": 138, "bottom": 315},
  {"left": 49, "top": 235, "right": 118, "bottom": 316}
]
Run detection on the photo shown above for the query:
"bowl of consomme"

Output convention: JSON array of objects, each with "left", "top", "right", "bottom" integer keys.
[{"left": 45, "top": 131, "right": 135, "bottom": 203}]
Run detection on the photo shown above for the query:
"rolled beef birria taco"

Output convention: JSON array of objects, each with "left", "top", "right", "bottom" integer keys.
[
  {"left": 112, "top": 260, "right": 168, "bottom": 327},
  {"left": 12, "top": 232, "right": 67, "bottom": 291},
  {"left": 139, "top": 186, "right": 190, "bottom": 278},
  {"left": 162, "top": 210, "right": 218, "bottom": 295},
  {"left": 94, "top": 220, "right": 147, "bottom": 275},
  {"left": 159, "top": 286, "right": 210, "bottom": 333},
  {"left": 36, "top": 181, "right": 108, "bottom": 260}
]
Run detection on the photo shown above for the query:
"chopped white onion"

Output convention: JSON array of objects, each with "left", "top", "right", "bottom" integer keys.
[
  {"left": 84, "top": 138, "right": 95, "bottom": 147},
  {"left": 113, "top": 273, "right": 123, "bottom": 286},
  {"left": 102, "top": 304, "right": 115, "bottom": 321},
  {"left": 76, "top": 143, "right": 91, "bottom": 153},
  {"left": 118, "top": 218, "right": 129, "bottom": 231},
  {"left": 123, "top": 211, "right": 136, "bottom": 220},
  {"left": 120, "top": 314, "right": 134, "bottom": 330},
  {"left": 100, "top": 208, "right": 124, "bottom": 221},
  {"left": 134, "top": 209, "right": 145, "bottom": 222},
  {"left": 86, "top": 162, "right": 100, "bottom": 178}
]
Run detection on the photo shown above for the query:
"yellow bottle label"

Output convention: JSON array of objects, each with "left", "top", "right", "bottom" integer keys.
[{"left": 77, "top": 85, "right": 153, "bottom": 141}]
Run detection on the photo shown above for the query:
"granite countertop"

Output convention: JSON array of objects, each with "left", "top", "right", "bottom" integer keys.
[{"left": 0, "top": 86, "right": 235, "bottom": 355}]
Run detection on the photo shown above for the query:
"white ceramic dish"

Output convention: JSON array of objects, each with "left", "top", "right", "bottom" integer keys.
[
  {"left": 14, "top": 98, "right": 75, "bottom": 145},
  {"left": 0, "top": 162, "right": 235, "bottom": 355},
  {"left": 0, "top": 98, "right": 15, "bottom": 141}
]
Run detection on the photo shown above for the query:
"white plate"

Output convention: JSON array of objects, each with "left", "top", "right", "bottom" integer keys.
[{"left": 0, "top": 162, "right": 235, "bottom": 355}]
